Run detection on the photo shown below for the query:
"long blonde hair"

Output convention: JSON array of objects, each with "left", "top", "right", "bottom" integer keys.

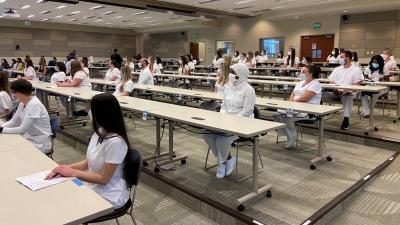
[
  {"left": 218, "top": 55, "right": 230, "bottom": 85},
  {"left": 148, "top": 56, "right": 155, "bottom": 73},
  {"left": 119, "top": 66, "right": 132, "bottom": 93}
]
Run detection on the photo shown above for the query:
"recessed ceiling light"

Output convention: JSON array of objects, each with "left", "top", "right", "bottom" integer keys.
[
  {"left": 41, "top": 10, "right": 51, "bottom": 14},
  {"left": 27, "top": 14, "right": 34, "bottom": 18},
  {"left": 55, "top": 15, "right": 63, "bottom": 18},
  {"left": 0, "top": 0, "right": 7, "bottom": 3},
  {"left": 21, "top": 5, "right": 30, "bottom": 9},
  {"left": 112, "top": 15, "right": 122, "bottom": 19},
  {"left": 343, "top": 10, "right": 348, "bottom": 13},
  {"left": 90, "top": 5, "right": 104, "bottom": 10},
  {"left": 71, "top": 11, "right": 80, "bottom": 14},
  {"left": 94, "top": 19, "right": 104, "bottom": 22},
  {"left": 133, "top": 11, "right": 146, "bottom": 15},
  {"left": 68, "top": 19, "right": 77, "bottom": 22},
  {"left": 36, "top": 0, "right": 44, "bottom": 3},
  {"left": 56, "top": 5, "right": 66, "bottom": 9},
  {"left": 42, "top": 18, "right": 50, "bottom": 21},
  {"left": 294, "top": 16, "right": 299, "bottom": 19},
  {"left": 235, "top": 0, "right": 256, "bottom": 4}
]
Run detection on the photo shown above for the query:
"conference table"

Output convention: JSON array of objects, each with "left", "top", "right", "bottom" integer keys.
[
  {"left": 0, "top": 134, "right": 113, "bottom": 225},
  {"left": 29, "top": 81, "right": 286, "bottom": 210}
]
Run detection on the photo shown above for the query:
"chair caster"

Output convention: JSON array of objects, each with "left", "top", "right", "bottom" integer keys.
[
  {"left": 393, "top": 120, "right": 397, "bottom": 123},
  {"left": 154, "top": 167, "right": 160, "bottom": 173},
  {"left": 83, "top": 123, "right": 86, "bottom": 127},
  {"left": 374, "top": 127, "right": 379, "bottom": 131},
  {"left": 310, "top": 164, "right": 316, "bottom": 170},
  {"left": 237, "top": 205, "right": 245, "bottom": 212},
  {"left": 327, "top": 156, "right": 332, "bottom": 161},
  {"left": 143, "top": 161, "right": 148, "bottom": 167},
  {"left": 364, "top": 132, "right": 369, "bottom": 135},
  {"left": 267, "top": 190, "right": 272, "bottom": 198},
  {"left": 181, "top": 159, "right": 186, "bottom": 165}
]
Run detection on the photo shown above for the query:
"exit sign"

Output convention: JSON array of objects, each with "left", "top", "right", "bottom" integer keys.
[{"left": 313, "top": 22, "right": 321, "bottom": 30}]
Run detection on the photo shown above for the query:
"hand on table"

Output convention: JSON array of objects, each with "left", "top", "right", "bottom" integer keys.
[{"left": 45, "top": 165, "right": 76, "bottom": 179}]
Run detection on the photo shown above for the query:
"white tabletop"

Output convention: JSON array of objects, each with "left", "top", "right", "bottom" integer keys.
[
  {"left": 0, "top": 135, "right": 113, "bottom": 225},
  {"left": 32, "top": 82, "right": 102, "bottom": 101}
]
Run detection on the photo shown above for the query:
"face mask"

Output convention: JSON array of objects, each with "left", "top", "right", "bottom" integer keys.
[
  {"left": 288, "top": 51, "right": 292, "bottom": 56},
  {"left": 138, "top": 62, "right": 142, "bottom": 68},
  {"left": 301, "top": 59, "right": 306, "bottom": 64},
  {"left": 299, "top": 73, "right": 307, "bottom": 81},
  {"left": 372, "top": 63, "right": 379, "bottom": 69},
  {"left": 332, "top": 51, "right": 335, "bottom": 55},
  {"left": 261, "top": 52, "right": 265, "bottom": 56},
  {"left": 12, "top": 93, "right": 21, "bottom": 102},
  {"left": 178, "top": 59, "right": 182, "bottom": 64},
  {"left": 88, "top": 110, "right": 92, "bottom": 121},
  {"left": 339, "top": 58, "right": 345, "bottom": 65}
]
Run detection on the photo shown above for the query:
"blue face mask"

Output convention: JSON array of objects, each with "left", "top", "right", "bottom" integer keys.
[
  {"left": 372, "top": 63, "right": 379, "bottom": 69},
  {"left": 339, "top": 58, "right": 345, "bottom": 65}
]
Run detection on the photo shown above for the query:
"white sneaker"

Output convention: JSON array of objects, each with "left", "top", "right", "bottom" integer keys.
[
  {"left": 225, "top": 157, "right": 236, "bottom": 176},
  {"left": 216, "top": 164, "right": 226, "bottom": 179}
]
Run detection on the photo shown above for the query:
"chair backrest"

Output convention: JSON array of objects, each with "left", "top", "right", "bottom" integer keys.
[
  {"left": 50, "top": 117, "right": 60, "bottom": 138},
  {"left": 124, "top": 148, "right": 142, "bottom": 188},
  {"left": 254, "top": 106, "right": 260, "bottom": 119}
]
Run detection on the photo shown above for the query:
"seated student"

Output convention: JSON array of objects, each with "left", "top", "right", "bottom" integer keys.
[
  {"left": 16, "top": 58, "right": 25, "bottom": 71},
  {"left": 11, "top": 59, "right": 17, "bottom": 70},
  {"left": 326, "top": 48, "right": 340, "bottom": 66},
  {"left": 178, "top": 56, "right": 190, "bottom": 75},
  {"left": 46, "top": 93, "right": 131, "bottom": 209},
  {"left": 0, "top": 71, "right": 12, "bottom": 119},
  {"left": 256, "top": 50, "right": 269, "bottom": 64},
  {"left": 274, "top": 65, "right": 322, "bottom": 149},
  {"left": 360, "top": 55, "right": 389, "bottom": 117},
  {"left": 203, "top": 63, "right": 256, "bottom": 179},
  {"left": 57, "top": 60, "right": 92, "bottom": 116},
  {"left": 156, "top": 57, "right": 163, "bottom": 72},
  {"left": 284, "top": 48, "right": 300, "bottom": 68},
  {"left": 48, "top": 57, "right": 57, "bottom": 75},
  {"left": 114, "top": 66, "right": 134, "bottom": 97},
  {"left": 138, "top": 58, "right": 154, "bottom": 85},
  {"left": 301, "top": 56, "right": 313, "bottom": 66},
  {"left": 105, "top": 60, "right": 121, "bottom": 82},
  {"left": 238, "top": 52, "right": 247, "bottom": 64},
  {"left": 352, "top": 52, "right": 360, "bottom": 67},
  {"left": 213, "top": 51, "right": 223, "bottom": 68},
  {"left": 245, "top": 51, "right": 256, "bottom": 68},
  {"left": 126, "top": 56, "right": 135, "bottom": 71},
  {"left": 382, "top": 49, "right": 397, "bottom": 71},
  {"left": 0, "top": 79, "right": 52, "bottom": 154},
  {"left": 81, "top": 57, "right": 90, "bottom": 76},
  {"left": 329, "top": 50, "right": 364, "bottom": 130},
  {"left": 214, "top": 55, "right": 230, "bottom": 94},
  {"left": 50, "top": 62, "right": 67, "bottom": 84},
  {"left": 187, "top": 55, "right": 195, "bottom": 71},
  {"left": 232, "top": 51, "right": 240, "bottom": 64},
  {"left": 20, "top": 59, "right": 36, "bottom": 80},
  {"left": 275, "top": 51, "right": 284, "bottom": 65}
]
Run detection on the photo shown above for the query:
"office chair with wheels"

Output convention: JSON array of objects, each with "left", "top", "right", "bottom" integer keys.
[
  {"left": 47, "top": 117, "right": 60, "bottom": 159},
  {"left": 83, "top": 148, "right": 142, "bottom": 225}
]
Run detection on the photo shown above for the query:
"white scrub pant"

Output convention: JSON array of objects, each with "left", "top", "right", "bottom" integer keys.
[
  {"left": 341, "top": 93, "right": 354, "bottom": 118},
  {"left": 273, "top": 111, "right": 309, "bottom": 146},
  {"left": 203, "top": 133, "right": 238, "bottom": 165},
  {"left": 361, "top": 94, "right": 371, "bottom": 115}
]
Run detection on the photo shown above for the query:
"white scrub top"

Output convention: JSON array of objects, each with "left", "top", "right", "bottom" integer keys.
[
  {"left": 114, "top": 80, "right": 135, "bottom": 96},
  {"left": 86, "top": 133, "right": 129, "bottom": 209},
  {"left": 221, "top": 82, "right": 256, "bottom": 118},
  {"left": 50, "top": 71, "right": 66, "bottom": 84},
  {"left": 0, "top": 91, "right": 12, "bottom": 115},
  {"left": 73, "top": 71, "right": 92, "bottom": 90},
  {"left": 364, "top": 67, "right": 389, "bottom": 81},
  {"left": 283, "top": 56, "right": 300, "bottom": 68},
  {"left": 24, "top": 66, "right": 36, "bottom": 79},
  {"left": 327, "top": 56, "right": 339, "bottom": 64},
  {"left": 138, "top": 67, "right": 154, "bottom": 85},
  {"left": 105, "top": 68, "right": 121, "bottom": 82},
  {"left": 328, "top": 65, "right": 364, "bottom": 85},
  {"left": 292, "top": 80, "right": 322, "bottom": 105},
  {"left": 83, "top": 67, "right": 90, "bottom": 76},
  {"left": 2, "top": 96, "right": 52, "bottom": 153}
]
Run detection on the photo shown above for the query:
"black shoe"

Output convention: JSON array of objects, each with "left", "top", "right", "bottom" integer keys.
[
  {"left": 341, "top": 117, "right": 349, "bottom": 130},
  {"left": 73, "top": 110, "right": 88, "bottom": 117}
]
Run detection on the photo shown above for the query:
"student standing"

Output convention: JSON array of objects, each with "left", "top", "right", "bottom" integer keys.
[
  {"left": 328, "top": 50, "right": 364, "bottom": 130},
  {"left": 360, "top": 55, "right": 389, "bottom": 117},
  {"left": 274, "top": 65, "right": 322, "bottom": 149},
  {"left": 110, "top": 48, "right": 123, "bottom": 69},
  {"left": 46, "top": 93, "right": 131, "bottom": 209},
  {"left": 0, "top": 79, "right": 52, "bottom": 154},
  {"left": 203, "top": 63, "right": 256, "bottom": 178},
  {"left": 104, "top": 61, "right": 121, "bottom": 82},
  {"left": 0, "top": 71, "right": 12, "bottom": 119},
  {"left": 114, "top": 66, "right": 134, "bottom": 96}
]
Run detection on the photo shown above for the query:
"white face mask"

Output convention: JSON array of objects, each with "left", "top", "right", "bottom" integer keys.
[
  {"left": 299, "top": 73, "right": 307, "bottom": 81},
  {"left": 332, "top": 51, "right": 335, "bottom": 55},
  {"left": 178, "top": 59, "right": 182, "bottom": 65},
  {"left": 12, "top": 93, "right": 21, "bottom": 102},
  {"left": 301, "top": 59, "right": 306, "bottom": 64},
  {"left": 261, "top": 52, "right": 265, "bottom": 56},
  {"left": 288, "top": 51, "right": 292, "bottom": 56},
  {"left": 88, "top": 110, "right": 92, "bottom": 121},
  {"left": 339, "top": 58, "right": 345, "bottom": 65}
]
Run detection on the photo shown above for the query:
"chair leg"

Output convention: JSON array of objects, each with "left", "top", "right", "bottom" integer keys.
[
  {"left": 116, "top": 218, "right": 120, "bottom": 225},
  {"left": 204, "top": 147, "right": 210, "bottom": 170},
  {"left": 130, "top": 214, "right": 138, "bottom": 225},
  {"left": 235, "top": 143, "right": 239, "bottom": 183},
  {"left": 258, "top": 151, "right": 264, "bottom": 169}
]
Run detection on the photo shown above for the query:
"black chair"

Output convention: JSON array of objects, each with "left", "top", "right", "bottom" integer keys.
[
  {"left": 204, "top": 107, "right": 264, "bottom": 183},
  {"left": 47, "top": 117, "right": 60, "bottom": 159},
  {"left": 84, "top": 148, "right": 142, "bottom": 225}
]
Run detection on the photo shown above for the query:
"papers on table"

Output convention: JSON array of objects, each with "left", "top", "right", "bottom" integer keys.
[{"left": 16, "top": 170, "right": 67, "bottom": 191}]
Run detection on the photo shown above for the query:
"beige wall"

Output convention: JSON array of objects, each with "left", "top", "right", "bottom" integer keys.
[
  {"left": 0, "top": 19, "right": 136, "bottom": 61},
  {"left": 339, "top": 10, "right": 400, "bottom": 58},
  {"left": 142, "top": 31, "right": 188, "bottom": 58},
  {"left": 186, "top": 15, "right": 341, "bottom": 64}
]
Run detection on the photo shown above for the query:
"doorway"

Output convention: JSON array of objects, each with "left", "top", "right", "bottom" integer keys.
[
  {"left": 300, "top": 34, "right": 334, "bottom": 63},
  {"left": 190, "top": 41, "right": 206, "bottom": 64}
]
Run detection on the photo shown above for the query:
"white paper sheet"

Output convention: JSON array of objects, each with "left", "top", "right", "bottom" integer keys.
[{"left": 16, "top": 170, "right": 67, "bottom": 191}]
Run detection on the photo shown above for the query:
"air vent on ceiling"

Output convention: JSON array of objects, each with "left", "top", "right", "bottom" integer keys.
[
  {"left": 232, "top": 6, "right": 254, "bottom": 10},
  {"left": 198, "top": 0, "right": 222, "bottom": 4}
]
